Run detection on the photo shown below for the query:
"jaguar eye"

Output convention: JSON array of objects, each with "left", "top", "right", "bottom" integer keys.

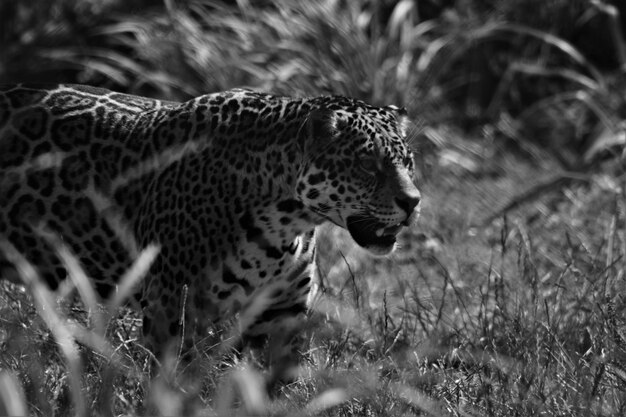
[{"left": 358, "top": 157, "right": 378, "bottom": 173}]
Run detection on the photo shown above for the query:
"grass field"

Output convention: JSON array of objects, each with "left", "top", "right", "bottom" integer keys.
[{"left": 1, "top": 0, "right": 625, "bottom": 416}]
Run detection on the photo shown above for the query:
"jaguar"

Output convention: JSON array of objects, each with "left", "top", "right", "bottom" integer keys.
[{"left": 0, "top": 84, "right": 420, "bottom": 371}]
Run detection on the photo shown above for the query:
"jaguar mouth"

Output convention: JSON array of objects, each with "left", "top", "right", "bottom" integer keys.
[{"left": 346, "top": 215, "right": 405, "bottom": 254}]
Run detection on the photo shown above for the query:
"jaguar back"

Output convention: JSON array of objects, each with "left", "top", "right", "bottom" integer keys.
[{"left": 0, "top": 84, "right": 177, "bottom": 295}]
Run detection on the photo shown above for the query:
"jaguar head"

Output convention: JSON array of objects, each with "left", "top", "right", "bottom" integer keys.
[{"left": 297, "top": 99, "right": 421, "bottom": 255}]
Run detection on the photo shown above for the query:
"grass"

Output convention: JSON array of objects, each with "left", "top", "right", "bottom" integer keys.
[
  {"left": 2, "top": 160, "right": 624, "bottom": 415},
  {"left": 1, "top": 0, "right": 626, "bottom": 415}
]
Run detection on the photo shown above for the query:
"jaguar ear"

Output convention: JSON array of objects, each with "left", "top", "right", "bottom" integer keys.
[
  {"left": 298, "top": 108, "right": 338, "bottom": 153},
  {"left": 386, "top": 105, "right": 410, "bottom": 137}
]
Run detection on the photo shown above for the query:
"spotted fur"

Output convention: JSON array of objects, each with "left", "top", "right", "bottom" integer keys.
[{"left": 0, "top": 84, "right": 420, "bottom": 363}]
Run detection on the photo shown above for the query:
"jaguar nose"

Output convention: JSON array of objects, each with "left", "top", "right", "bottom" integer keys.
[{"left": 395, "top": 191, "right": 421, "bottom": 218}]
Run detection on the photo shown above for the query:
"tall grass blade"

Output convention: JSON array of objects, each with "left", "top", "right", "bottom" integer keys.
[
  {"left": 0, "top": 371, "right": 27, "bottom": 417},
  {"left": 0, "top": 237, "right": 87, "bottom": 417}
]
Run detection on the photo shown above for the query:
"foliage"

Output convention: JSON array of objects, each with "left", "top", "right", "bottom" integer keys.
[{"left": 1, "top": 0, "right": 625, "bottom": 416}]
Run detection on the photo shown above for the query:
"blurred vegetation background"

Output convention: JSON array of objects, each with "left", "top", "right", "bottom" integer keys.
[
  {"left": 2, "top": 0, "right": 626, "bottom": 165},
  {"left": 1, "top": 0, "right": 626, "bottom": 415}
]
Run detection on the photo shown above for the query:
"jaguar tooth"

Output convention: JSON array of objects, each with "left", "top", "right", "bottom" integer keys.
[{"left": 376, "top": 228, "right": 385, "bottom": 237}]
